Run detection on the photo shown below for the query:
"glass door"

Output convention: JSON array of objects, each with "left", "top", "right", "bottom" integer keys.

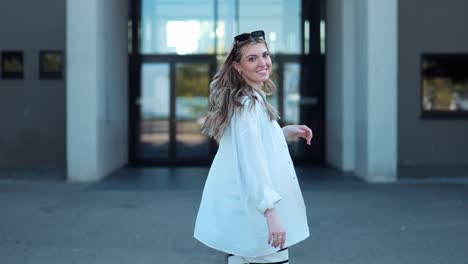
[
  {"left": 135, "top": 57, "right": 216, "bottom": 165},
  {"left": 129, "top": 0, "right": 326, "bottom": 166},
  {"left": 174, "top": 63, "right": 212, "bottom": 159},
  {"left": 139, "top": 63, "right": 171, "bottom": 159}
]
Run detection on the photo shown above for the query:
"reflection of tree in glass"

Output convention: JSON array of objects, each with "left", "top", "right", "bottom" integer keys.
[
  {"left": 42, "top": 54, "right": 62, "bottom": 72},
  {"left": 263, "top": 63, "right": 279, "bottom": 110},
  {"left": 176, "top": 64, "right": 210, "bottom": 119},
  {"left": 4, "top": 56, "right": 23, "bottom": 72},
  {"left": 424, "top": 78, "right": 468, "bottom": 111},
  {"left": 176, "top": 64, "right": 209, "bottom": 97},
  {"left": 425, "top": 78, "right": 453, "bottom": 110},
  {"left": 270, "top": 64, "right": 279, "bottom": 85},
  {"left": 422, "top": 55, "right": 468, "bottom": 111}
]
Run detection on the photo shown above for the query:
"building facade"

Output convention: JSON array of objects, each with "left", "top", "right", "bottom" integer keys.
[{"left": 0, "top": 0, "right": 467, "bottom": 182}]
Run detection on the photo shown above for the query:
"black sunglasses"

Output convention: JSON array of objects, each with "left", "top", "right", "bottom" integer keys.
[{"left": 234, "top": 30, "right": 265, "bottom": 43}]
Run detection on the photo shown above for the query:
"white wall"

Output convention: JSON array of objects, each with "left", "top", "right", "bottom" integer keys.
[
  {"left": 67, "top": 0, "right": 128, "bottom": 182},
  {"left": 0, "top": 0, "right": 66, "bottom": 171},
  {"left": 398, "top": 0, "right": 468, "bottom": 167}
]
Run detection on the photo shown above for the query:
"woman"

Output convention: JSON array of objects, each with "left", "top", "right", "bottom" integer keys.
[{"left": 194, "top": 30, "right": 312, "bottom": 264}]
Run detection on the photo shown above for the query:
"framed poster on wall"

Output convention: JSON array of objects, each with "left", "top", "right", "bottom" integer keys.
[
  {"left": 39, "top": 50, "right": 63, "bottom": 79},
  {"left": 1, "top": 51, "right": 24, "bottom": 79},
  {"left": 421, "top": 53, "right": 468, "bottom": 118}
]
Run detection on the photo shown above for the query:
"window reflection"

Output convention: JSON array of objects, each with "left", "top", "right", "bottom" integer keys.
[
  {"left": 283, "top": 63, "right": 301, "bottom": 156},
  {"left": 142, "top": 0, "right": 215, "bottom": 54},
  {"left": 320, "top": 20, "right": 326, "bottom": 54},
  {"left": 140, "top": 64, "right": 170, "bottom": 158},
  {"left": 283, "top": 63, "right": 300, "bottom": 124},
  {"left": 175, "top": 63, "right": 211, "bottom": 158},
  {"left": 267, "top": 63, "right": 279, "bottom": 110},
  {"left": 422, "top": 54, "right": 468, "bottom": 112},
  {"left": 238, "top": 0, "right": 301, "bottom": 54},
  {"left": 217, "top": 0, "right": 236, "bottom": 54},
  {"left": 141, "top": 0, "right": 301, "bottom": 55}
]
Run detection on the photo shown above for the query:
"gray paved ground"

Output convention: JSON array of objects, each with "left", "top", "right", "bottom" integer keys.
[{"left": 1, "top": 167, "right": 468, "bottom": 264}]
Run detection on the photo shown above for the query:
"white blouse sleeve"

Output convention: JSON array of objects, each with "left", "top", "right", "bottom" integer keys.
[{"left": 232, "top": 98, "right": 282, "bottom": 215}]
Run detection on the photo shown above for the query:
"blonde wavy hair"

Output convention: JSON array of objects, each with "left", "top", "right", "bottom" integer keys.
[{"left": 201, "top": 36, "right": 279, "bottom": 142}]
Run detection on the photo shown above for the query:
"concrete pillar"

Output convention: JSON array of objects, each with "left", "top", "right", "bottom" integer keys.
[
  {"left": 326, "top": 0, "right": 397, "bottom": 182},
  {"left": 66, "top": 0, "right": 128, "bottom": 182},
  {"left": 354, "top": 0, "right": 398, "bottom": 182}
]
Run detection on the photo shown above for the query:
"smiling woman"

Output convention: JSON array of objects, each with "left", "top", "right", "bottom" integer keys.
[
  {"left": 193, "top": 31, "right": 313, "bottom": 263},
  {"left": 232, "top": 35, "right": 273, "bottom": 90}
]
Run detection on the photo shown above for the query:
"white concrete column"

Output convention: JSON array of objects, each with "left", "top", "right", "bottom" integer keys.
[
  {"left": 67, "top": 0, "right": 98, "bottom": 181},
  {"left": 66, "top": 0, "right": 128, "bottom": 182},
  {"left": 326, "top": 0, "right": 397, "bottom": 182},
  {"left": 354, "top": 0, "right": 398, "bottom": 182}
]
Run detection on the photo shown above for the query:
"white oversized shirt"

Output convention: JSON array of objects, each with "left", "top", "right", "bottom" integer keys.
[{"left": 193, "top": 92, "right": 310, "bottom": 257}]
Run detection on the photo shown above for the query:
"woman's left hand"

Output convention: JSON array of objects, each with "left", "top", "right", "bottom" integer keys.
[{"left": 282, "top": 125, "right": 313, "bottom": 145}]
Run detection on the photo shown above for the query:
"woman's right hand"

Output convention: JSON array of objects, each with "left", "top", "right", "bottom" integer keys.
[{"left": 265, "top": 209, "right": 286, "bottom": 249}]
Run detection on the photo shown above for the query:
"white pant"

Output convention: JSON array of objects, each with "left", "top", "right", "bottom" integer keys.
[{"left": 227, "top": 248, "right": 289, "bottom": 264}]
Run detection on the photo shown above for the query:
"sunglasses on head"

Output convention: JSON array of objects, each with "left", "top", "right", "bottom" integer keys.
[{"left": 234, "top": 30, "right": 265, "bottom": 43}]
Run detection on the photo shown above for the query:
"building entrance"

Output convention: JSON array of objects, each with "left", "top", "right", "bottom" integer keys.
[{"left": 129, "top": 0, "right": 325, "bottom": 166}]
